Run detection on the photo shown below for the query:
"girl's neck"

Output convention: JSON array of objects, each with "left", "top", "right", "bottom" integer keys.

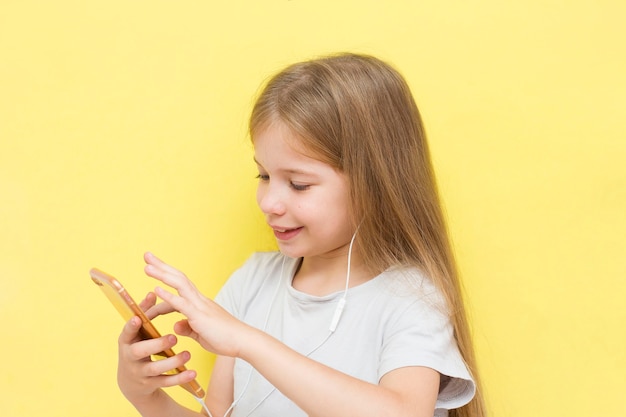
[{"left": 291, "top": 251, "right": 373, "bottom": 297}]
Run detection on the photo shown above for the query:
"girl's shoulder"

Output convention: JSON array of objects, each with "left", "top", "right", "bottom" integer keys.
[{"left": 376, "top": 265, "right": 447, "bottom": 309}]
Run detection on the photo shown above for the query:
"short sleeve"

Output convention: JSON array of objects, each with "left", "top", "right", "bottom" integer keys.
[{"left": 378, "top": 293, "right": 475, "bottom": 412}]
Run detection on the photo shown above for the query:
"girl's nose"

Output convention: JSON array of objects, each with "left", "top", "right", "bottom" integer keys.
[{"left": 257, "top": 184, "right": 287, "bottom": 216}]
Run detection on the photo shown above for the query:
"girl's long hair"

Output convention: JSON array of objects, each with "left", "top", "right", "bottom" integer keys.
[{"left": 249, "top": 53, "right": 486, "bottom": 417}]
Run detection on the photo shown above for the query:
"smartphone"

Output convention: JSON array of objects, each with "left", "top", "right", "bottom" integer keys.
[{"left": 90, "top": 267, "right": 205, "bottom": 398}]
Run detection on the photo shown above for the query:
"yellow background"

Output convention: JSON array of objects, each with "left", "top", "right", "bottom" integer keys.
[{"left": 1, "top": 1, "right": 624, "bottom": 416}]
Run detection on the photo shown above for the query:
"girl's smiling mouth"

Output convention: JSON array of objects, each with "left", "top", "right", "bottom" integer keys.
[{"left": 271, "top": 226, "right": 303, "bottom": 240}]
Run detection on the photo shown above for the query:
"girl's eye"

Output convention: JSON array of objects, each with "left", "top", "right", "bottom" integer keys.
[
  {"left": 256, "top": 174, "right": 309, "bottom": 191},
  {"left": 290, "top": 182, "right": 310, "bottom": 191}
]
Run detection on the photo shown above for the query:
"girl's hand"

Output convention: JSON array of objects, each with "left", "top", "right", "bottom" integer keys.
[
  {"left": 116, "top": 292, "right": 198, "bottom": 404},
  {"left": 143, "top": 252, "right": 252, "bottom": 358}
]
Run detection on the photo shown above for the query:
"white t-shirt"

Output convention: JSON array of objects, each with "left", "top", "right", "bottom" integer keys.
[{"left": 215, "top": 252, "right": 475, "bottom": 417}]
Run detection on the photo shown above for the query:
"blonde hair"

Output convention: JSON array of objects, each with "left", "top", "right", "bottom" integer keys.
[{"left": 250, "top": 53, "right": 486, "bottom": 417}]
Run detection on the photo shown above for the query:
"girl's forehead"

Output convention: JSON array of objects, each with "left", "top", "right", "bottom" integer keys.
[
  {"left": 253, "top": 140, "right": 319, "bottom": 170},
  {"left": 253, "top": 122, "right": 313, "bottom": 157},
  {"left": 253, "top": 118, "right": 298, "bottom": 142},
  {"left": 252, "top": 117, "right": 340, "bottom": 170}
]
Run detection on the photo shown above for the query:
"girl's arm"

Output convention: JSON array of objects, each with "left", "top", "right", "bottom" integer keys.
[
  {"left": 147, "top": 252, "right": 440, "bottom": 417},
  {"left": 239, "top": 327, "right": 439, "bottom": 417},
  {"left": 204, "top": 355, "right": 235, "bottom": 417}
]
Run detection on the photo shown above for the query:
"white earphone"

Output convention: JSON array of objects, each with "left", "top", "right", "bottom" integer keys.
[{"left": 329, "top": 227, "right": 358, "bottom": 332}]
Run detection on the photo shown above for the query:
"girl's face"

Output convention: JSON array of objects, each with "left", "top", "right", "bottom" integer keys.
[{"left": 254, "top": 120, "right": 353, "bottom": 260}]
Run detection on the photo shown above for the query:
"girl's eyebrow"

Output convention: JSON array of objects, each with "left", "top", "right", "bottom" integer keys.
[{"left": 253, "top": 157, "right": 318, "bottom": 177}]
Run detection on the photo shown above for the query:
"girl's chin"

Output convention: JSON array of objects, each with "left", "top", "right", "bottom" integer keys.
[
  {"left": 277, "top": 244, "right": 345, "bottom": 260},
  {"left": 277, "top": 246, "right": 305, "bottom": 259},
  {"left": 276, "top": 241, "right": 314, "bottom": 259}
]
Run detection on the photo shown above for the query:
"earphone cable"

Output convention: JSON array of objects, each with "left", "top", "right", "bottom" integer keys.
[
  {"left": 197, "top": 229, "right": 358, "bottom": 416},
  {"left": 244, "top": 228, "right": 359, "bottom": 415}
]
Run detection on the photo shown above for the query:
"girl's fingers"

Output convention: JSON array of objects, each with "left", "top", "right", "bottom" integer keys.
[
  {"left": 144, "top": 252, "right": 183, "bottom": 276},
  {"left": 149, "top": 369, "right": 198, "bottom": 389},
  {"left": 128, "top": 334, "right": 178, "bottom": 361},
  {"left": 144, "top": 301, "right": 177, "bottom": 320},
  {"left": 143, "top": 253, "right": 203, "bottom": 307},
  {"left": 144, "top": 263, "right": 183, "bottom": 287},
  {"left": 173, "top": 319, "right": 198, "bottom": 340},
  {"left": 144, "top": 350, "right": 192, "bottom": 377},
  {"left": 154, "top": 286, "right": 191, "bottom": 316},
  {"left": 138, "top": 292, "right": 157, "bottom": 313},
  {"left": 145, "top": 261, "right": 195, "bottom": 297},
  {"left": 119, "top": 316, "right": 143, "bottom": 345}
]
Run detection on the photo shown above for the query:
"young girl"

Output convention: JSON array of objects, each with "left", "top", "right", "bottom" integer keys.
[{"left": 117, "top": 53, "right": 487, "bottom": 417}]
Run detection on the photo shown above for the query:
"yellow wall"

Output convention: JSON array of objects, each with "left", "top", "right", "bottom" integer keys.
[{"left": 1, "top": 1, "right": 624, "bottom": 416}]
